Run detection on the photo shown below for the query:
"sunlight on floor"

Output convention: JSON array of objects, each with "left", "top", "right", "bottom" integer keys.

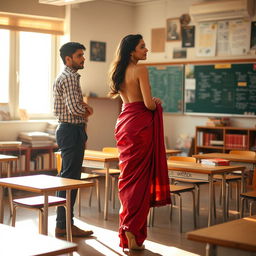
[
  {"left": 74, "top": 218, "right": 199, "bottom": 256},
  {"left": 13, "top": 215, "right": 199, "bottom": 256}
]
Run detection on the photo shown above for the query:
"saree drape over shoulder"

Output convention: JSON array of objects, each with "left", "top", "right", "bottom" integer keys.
[{"left": 115, "top": 102, "right": 171, "bottom": 249}]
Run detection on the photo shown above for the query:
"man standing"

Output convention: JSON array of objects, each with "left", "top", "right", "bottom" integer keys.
[{"left": 53, "top": 42, "right": 93, "bottom": 237}]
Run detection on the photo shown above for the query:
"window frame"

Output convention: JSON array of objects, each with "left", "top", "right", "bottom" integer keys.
[
  {"left": 2, "top": 30, "right": 61, "bottom": 119},
  {"left": 0, "top": 13, "right": 64, "bottom": 120}
]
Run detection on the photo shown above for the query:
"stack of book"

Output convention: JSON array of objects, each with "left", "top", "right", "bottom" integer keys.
[
  {"left": 201, "top": 158, "right": 230, "bottom": 166},
  {"left": 0, "top": 141, "right": 22, "bottom": 148},
  {"left": 206, "top": 117, "right": 230, "bottom": 127},
  {"left": 18, "top": 131, "right": 54, "bottom": 147}
]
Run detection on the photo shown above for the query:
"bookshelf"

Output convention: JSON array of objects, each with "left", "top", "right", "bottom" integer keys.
[
  {"left": 195, "top": 126, "right": 256, "bottom": 154},
  {"left": 0, "top": 144, "right": 58, "bottom": 174}
]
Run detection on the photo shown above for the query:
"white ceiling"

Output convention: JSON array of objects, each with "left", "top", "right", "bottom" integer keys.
[{"left": 39, "top": 0, "right": 159, "bottom": 6}]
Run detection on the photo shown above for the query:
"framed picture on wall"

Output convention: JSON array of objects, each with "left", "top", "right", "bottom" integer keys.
[
  {"left": 166, "top": 18, "right": 181, "bottom": 41},
  {"left": 181, "top": 25, "right": 195, "bottom": 47},
  {"left": 251, "top": 21, "right": 256, "bottom": 49},
  {"left": 90, "top": 41, "right": 106, "bottom": 62}
]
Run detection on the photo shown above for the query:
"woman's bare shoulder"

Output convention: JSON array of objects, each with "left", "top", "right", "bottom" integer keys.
[{"left": 135, "top": 65, "right": 148, "bottom": 76}]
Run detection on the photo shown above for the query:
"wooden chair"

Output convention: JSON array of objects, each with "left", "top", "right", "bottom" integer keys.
[
  {"left": 230, "top": 150, "right": 256, "bottom": 185},
  {"left": 55, "top": 152, "right": 101, "bottom": 215},
  {"left": 12, "top": 195, "right": 66, "bottom": 234},
  {"left": 213, "top": 173, "right": 241, "bottom": 216},
  {"left": 240, "top": 191, "right": 256, "bottom": 217},
  {"left": 169, "top": 156, "right": 210, "bottom": 216},
  {"left": 91, "top": 147, "right": 121, "bottom": 209},
  {"left": 149, "top": 184, "right": 196, "bottom": 233},
  {"left": 216, "top": 150, "right": 256, "bottom": 217}
]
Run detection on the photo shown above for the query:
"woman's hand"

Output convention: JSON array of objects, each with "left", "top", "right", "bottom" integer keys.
[{"left": 152, "top": 97, "right": 162, "bottom": 105}]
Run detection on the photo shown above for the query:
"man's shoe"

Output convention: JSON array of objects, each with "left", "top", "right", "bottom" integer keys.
[
  {"left": 55, "top": 227, "right": 66, "bottom": 237},
  {"left": 71, "top": 225, "right": 93, "bottom": 237},
  {"left": 55, "top": 225, "right": 93, "bottom": 238}
]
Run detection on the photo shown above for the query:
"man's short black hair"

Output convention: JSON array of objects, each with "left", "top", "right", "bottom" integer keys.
[{"left": 60, "top": 42, "right": 86, "bottom": 64}]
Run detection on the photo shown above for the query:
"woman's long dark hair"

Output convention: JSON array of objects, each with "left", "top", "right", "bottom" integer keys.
[{"left": 109, "top": 34, "right": 142, "bottom": 97}]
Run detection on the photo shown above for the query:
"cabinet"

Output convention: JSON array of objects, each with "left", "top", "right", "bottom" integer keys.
[
  {"left": 0, "top": 144, "right": 58, "bottom": 173},
  {"left": 195, "top": 126, "right": 256, "bottom": 154}
]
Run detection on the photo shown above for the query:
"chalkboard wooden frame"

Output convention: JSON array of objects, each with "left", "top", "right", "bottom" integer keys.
[{"left": 143, "top": 59, "right": 256, "bottom": 117}]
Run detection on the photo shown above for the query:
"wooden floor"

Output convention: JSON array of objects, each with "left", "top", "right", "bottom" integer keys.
[{"left": 2, "top": 177, "right": 246, "bottom": 256}]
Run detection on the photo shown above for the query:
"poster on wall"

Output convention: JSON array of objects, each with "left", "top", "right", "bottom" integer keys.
[
  {"left": 229, "top": 19, "right": 250, "bottom": 55},
  {"left": 181, "top": 25, "right": 195, "bottom": 48},
  {"left": 217, "top": 21, "right": 229, "bottom": 56},
  {"left": 90, "top": 41, "right": 106, "bottom": 62},
  {"left": 196, "top": 22, "right": 217, "bottom": 57}
]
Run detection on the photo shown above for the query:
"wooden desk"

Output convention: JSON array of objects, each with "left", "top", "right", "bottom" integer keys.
[
  {"left": 193, "top": 153, "right": 256, "bottom": 188},
  {"left": 83, "top": 149, "right": 186, "bottom": 220},
  {"left": 0, "top": 154, "right": 18, "bottom": 176},
  {"left": 0, "top": 223, "right": 77, "bottom": 256},
  {"left": 168, "top": 160, "right": 246, "bottom": 226},
  {"left": 0, "top": 174, "right": 93, "bottom": 242},
  {"left": 83, "top": 150, "right": 119, "bottom": 220},
  {"left": 187, "top": 215, "right": 256, "bottom": 256},
  {"left": 165, "top": 149, "right": 182, "bottom": 157},
  {"left": 0, "top": 154, "right": 18, "bottom": 215}
]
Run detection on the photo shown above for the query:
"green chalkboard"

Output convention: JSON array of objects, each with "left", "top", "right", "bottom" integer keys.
[
  {"left": 185, "top": 63, "right": 256, "bottom": 115},
  {"left": 148, "top": 65, "right": 184, "bottom": 113}
]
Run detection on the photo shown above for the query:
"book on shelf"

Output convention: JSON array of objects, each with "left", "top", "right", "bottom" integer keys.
[
  {"left": 19, "top": 131, "right": 51, "bottom": 141},
  {"left": 203, "top": 133, "right": 217, "bottom": 146},
  {"left": 0, "top": 141, "right": 22, "bottom": 148},
  {"left": 18, "top": 131, "right": 54, "bottom": 146},
  {"left": 201, "top": 158, "right": 230, "bottom": 166},
  {"left": 210, "top": 140, "right": 224, "bottom": 146},
  {"left": 225, "top": 134, "right": 248, "bottom": 149},
  {"left": 21, "top": 140, "right": 53, "bottom": 147}
]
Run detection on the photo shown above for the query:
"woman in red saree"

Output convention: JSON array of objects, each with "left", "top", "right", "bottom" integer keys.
[{"left": 109, "top": 34, "right": 171, "bottom": 251}]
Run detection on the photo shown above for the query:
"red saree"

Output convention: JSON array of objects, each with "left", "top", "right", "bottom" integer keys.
[{"left": 115, "top": 101, "right": 171, "bottom": 249}]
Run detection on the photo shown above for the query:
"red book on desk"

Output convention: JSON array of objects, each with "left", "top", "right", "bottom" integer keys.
[{"left": 201, "top": 158, "right": 230, "bottom": 166}]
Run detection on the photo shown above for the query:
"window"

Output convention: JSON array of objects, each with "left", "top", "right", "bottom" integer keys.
[
  {"left": 0, "top": 29, "right": 10, "bottom": 103},
  {"left": 0, "top": 13, "right": 64, "bottom": 119},
  {"left": 19, "top": 32, "right": 53, "bottom": 114}
]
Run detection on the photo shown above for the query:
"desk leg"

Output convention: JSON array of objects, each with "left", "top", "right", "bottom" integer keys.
[
  {"left": 42, "top": 194, "right": 49, "bottom": 235},
  {"left": 206, "top": 243, "right": 216, "bottom": 256},
  {"left": 222, "top": 174, "right": 226, "bottom": 222},
  {"left": 208, "top": 175, "right": 214, "bottom": 227},
  {"left": 0, "top": 186, "right": 4, "bottom": 223},
  {"left": 66, "top": 190, "right": 72, "bottom": 242},
  {"left": 253, "top": 164, "right": 256, "bottom": 190},
  {"left": 240, "top": 168, "right": 246, "bottom": 215},
  {"left": 7, "top": 161, "right": 14, "bottom": 216},
  {"left": 104, "top": 163, "right": 110, "bottom": 221}
]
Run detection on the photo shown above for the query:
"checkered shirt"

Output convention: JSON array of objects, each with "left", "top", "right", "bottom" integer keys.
[{"left": 53, "top": 66, "right": 87, "bottom": 124}]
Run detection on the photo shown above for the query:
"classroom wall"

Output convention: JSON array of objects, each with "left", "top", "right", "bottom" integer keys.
[
  {"left": 67, "top": 0, "right": 256, "bottom": 150},
  {"left": 68, "top": 1, "right": 135, "bottom": 97},
  {"left": 131, "top": 0, "right": 256, "bottom": 148},
  {"left": 132, "top": 0, "right": 256, "bottom": 149},
  {"left": 66, "top": 1, "right": 134, "bottom": 149},
  {"left": 0, "top": 0, "right": 255, "bottom": 151},
  {"left": 0, "top": 0, "right": 65, "bottom": 19}
]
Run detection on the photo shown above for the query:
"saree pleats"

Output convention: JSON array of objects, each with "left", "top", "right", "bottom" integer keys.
[{"left": 115, "top": 102, "right": 171, "bottom": 249}]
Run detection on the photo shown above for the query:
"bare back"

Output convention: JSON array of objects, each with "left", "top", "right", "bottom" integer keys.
[{"left": 119, "top": 64, "right": 144, "bottom": 104}]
